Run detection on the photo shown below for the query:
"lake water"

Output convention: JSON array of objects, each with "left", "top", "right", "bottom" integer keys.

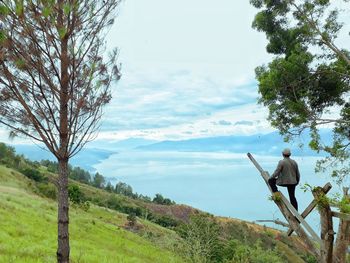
[{"left": 94, "top": 150, "right": 342, "bottom": 231}]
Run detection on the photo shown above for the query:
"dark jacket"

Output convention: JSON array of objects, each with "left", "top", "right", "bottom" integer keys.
[{"left": 271, "top": 157, "right": 300, "bottom": 186}]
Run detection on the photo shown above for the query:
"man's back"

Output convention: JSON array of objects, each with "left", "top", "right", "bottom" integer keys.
[{"left": 272, "top": 157, "right": 300, "bottom": 186}]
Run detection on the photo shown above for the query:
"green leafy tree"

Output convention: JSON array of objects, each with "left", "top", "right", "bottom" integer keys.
[
  {"left": 251, "top": 1, "right": 350, "bottom": 262},
  {"left": 251, "top": 0, "right": 350, "bottom": 183},
  {"left": 92, "top": 172, "right": 105, "bottom": 189},
  {"left": 115, "top": 181, "right": 133, "bottom": 196},
  {"left": 0, "top": 1, "right": 121, "bottom": 262},
  {"left": 70, "top": 166, "right": 91, "bottom": 184},
  {"left": 153, "top": 193, "right": 174, "bottom": 205},
  {"left": 105, "top": 181, "right": 114, "bottom": 192}
]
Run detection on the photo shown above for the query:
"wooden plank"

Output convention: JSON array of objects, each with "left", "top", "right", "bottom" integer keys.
[
  {"left": 247, "top": 153, "right": 273, "bottom": 191},
  {"left": 332, "top": 211, "right": 350, "bottom": 221},
  {"left": 247, "top": 152, "right": 265, "bottom": 174},
  {"left": 287, "top": 183, "right": 332, "bottom": 236},
  {"left": 247, "top": 153, "right": 321, "bottom": 243},
  {"left": 280, "top": 194, "right": 321, "bottom": 243}
]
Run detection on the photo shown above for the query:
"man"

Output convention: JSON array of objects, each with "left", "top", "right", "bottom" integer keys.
[{"left": 268, "top": 148, "right": 300, "bottom": 210}]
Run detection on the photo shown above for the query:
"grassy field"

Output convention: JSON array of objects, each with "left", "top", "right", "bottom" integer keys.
[{"left": 0, "top": 166, "right": 184, "bottom": 263}]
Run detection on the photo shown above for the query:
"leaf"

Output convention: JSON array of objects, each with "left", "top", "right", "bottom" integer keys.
[
  {"left": 0, "top": 4, "right": 10, "bottom": 16},
  {"left": 42, "top": 6, "right": 52, "bottom": 18},
  {"left": 15, "top": 1, "right": 24, "bottom": 16},
  {"left": 15, "top": 58, "right": 26, "bottom": 69},
  {"left": 63, "top": 4, "right": 71, "bottom": 16},
  {"left": 0, "top": 30, "right": 7, "bottom": 44},
  {"left": 58, "top": 27, "right": 67, "bottom": 39}
]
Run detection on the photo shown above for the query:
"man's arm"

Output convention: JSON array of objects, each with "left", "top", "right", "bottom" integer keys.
[{"left": 271, "top": 161, "right": 283, "bottom": 179}]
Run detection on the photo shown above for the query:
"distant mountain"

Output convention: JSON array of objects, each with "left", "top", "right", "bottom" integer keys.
[
  {"left": 137, "top": 130, "right": 332, "bottom": 156},
  {"left": 11, "top": 130, "right": 332, "bottom": 170},
  {"left": 87, "top": 137, "right": 158, "bottom": 151},
  {"left": 13, "top": 145, "right": 115, "bottom": 172},
  {"left": 12, "top": 138, "right": 157, "bottom": 172}
]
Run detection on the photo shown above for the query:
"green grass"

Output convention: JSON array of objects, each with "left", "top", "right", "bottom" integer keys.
[
  {"left": 276, "top": 241, "right": 305, "bottom": 263},
  {"left": 0, "top": 166, "right": 184, "bottom": 263}
]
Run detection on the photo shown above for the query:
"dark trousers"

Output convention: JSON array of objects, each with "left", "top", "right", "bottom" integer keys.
[{"left": 268, "top": 177, "right": 298, "bottom": 211}]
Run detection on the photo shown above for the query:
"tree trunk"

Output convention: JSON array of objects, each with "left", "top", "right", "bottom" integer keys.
[
  {"left": 313, "top": 189, "right": 334, "bottom": 263},
  {"left": 57, "top": 1, "right": 70, "bottom": 261},
  {"left": 57, "top": 158, "right": 70, "bottom": 263},
  {"left": 334, "top": 188, "right": 350, "bottom": 263}
]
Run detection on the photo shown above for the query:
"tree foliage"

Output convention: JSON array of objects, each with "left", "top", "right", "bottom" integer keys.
[
  {"left": 153, "top": 193, "right": 175, "bottom": 205},
  {"left": 115, "top": 181, "right": 133, "bottom": 196},
  {"left": 92, "top": 172, "right": 105, "bottom": 188},
  {"left": 0, "top": 0, "right": 122, "bottom": 261},
  {"left": 68, "top": 184, "right": 85, "bottom": 204},
  {"left": 0, "top": 0, "right": 121, "bottom": 157},
  {"left": 251, "top": 0, "right": 350, "bottom": 184}
]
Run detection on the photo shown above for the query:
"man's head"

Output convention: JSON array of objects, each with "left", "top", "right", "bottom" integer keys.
[{"left": 282, "top": 148, "right": 291, "bottom": 157}]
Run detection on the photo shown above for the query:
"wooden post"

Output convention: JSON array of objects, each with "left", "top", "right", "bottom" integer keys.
[
  {"left": 312, "top": 188, "right": 334, "bottom": 263},
  {"left": 333, "top": 187, "right": 350, "bottom": 263}
]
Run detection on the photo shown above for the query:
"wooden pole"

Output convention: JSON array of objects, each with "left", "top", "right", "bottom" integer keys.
[
  {"left": 312, "top": 188, "right": 334, "bottom": 263},
  {"left": 333, "top": 187, "right": 350, "bottom": 263}
]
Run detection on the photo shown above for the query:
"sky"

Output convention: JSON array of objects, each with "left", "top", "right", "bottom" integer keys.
[
  {"left": 96, "top": 0, "right": 274, "bottom": 141},
  {"left": 1, "top": 1, "right": 348, "bottom": 144}
]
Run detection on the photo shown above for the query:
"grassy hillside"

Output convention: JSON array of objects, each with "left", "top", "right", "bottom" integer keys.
[
  {"left": 0, "top": 142, "right": 318, "bottom": 263},
  {"left": 0, "top": 166, "right": 183, "bottom": 263}
]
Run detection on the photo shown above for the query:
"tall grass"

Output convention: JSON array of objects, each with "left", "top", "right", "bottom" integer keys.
[{"left": 0, "top": 166, "right": 183, "bottom": 263}]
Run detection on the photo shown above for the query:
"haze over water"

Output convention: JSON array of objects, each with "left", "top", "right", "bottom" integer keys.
[{"left": 94, "top": 148, "right": 339, "bottom": 231}]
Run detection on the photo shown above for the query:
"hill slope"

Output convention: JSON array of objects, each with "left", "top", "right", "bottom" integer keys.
[
  {"left": 0, "top": 166, "right": 183, "bottom": 263},
  {"left": 0, "top": 152, "right": 315, "bottom": 263}
]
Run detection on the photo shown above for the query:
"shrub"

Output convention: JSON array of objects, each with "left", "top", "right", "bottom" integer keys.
[
  {"left": 68, "top": 184, "right": 85, "bottom": 204},
  {"left": 176, "top": 215, "right": 222, "bottom": 262},
  {"left": 223, "top": 239, "right": 283, "bottom": 263},
  {"left": 106, "top": 196, "right": 122, "bottom": 210},
  {"left": 80, "top": 201, "right": 90, "bottom": 211},
  {"left": 152, "top": 215, "right": 179, "bottom": 228},
  {"left": 21, "top": 168, "right": 46, "bottom": 182},
  {"left": 36, "top": 182, "right": 57, "bottom": 200},
  {"left": 127, "top": 213, "right": 137, "bottom": 227}
]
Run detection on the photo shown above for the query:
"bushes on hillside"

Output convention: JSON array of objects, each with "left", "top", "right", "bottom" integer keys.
[
  {"left": 151, "top": 215, "right": 179, "bottom": 228},
  {"left": 68, "top": 184, "right": 90, "bottom": 211},
  {"left": 222, "top": 239, "right": 282, "bottom": 263},
  {"left": 21, "top": 168, "right": 46, "bottom": 182},
  {"left": 35, "top": 182, "right": 57, "bottom": 200},
  {"left": 176, "top": 214, "right": 222, "bottom": 263},
  {"left": 68, "top": 184, "right": 86, "bottom": 204},
  {"left": 127, "top": 213, "right": 137, "bottom": 227}
]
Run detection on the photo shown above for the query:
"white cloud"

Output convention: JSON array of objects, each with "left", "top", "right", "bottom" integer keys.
[
  {"left": 97, "top": 102, "right": 273, "bottom": 141},
  {"left": 0, "top": 1, "right": 275, "bottom": 144}
]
